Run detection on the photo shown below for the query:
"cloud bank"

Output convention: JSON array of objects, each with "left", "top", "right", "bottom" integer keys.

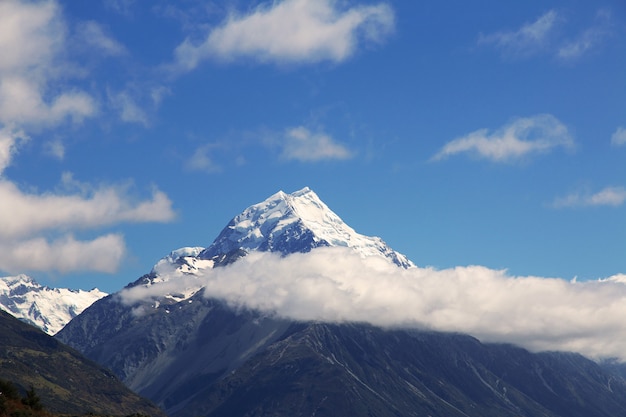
[
  {"left": 121, "top": 247, "right": 626, "bottom": 362},
  {"left": 432, "top": 114, "right": 573, "bottom": 163},
  {"left": 171, "top": 0, "right": 394, "bottom": 71}
]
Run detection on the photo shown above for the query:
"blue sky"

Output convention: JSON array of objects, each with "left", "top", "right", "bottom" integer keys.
[{"left": 0, "top": 0, "right": 624, "bottom": 293}]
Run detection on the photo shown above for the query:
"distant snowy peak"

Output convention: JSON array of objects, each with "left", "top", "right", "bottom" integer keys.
[
  {"left": 199, "top": 187, "right": 415, "bottom": 268},
  {"left": 0, "top": 275, "right": 107, "bottom": 335},
  {"left": 151, "top": 247, "right": 208, "bottom": 276}
]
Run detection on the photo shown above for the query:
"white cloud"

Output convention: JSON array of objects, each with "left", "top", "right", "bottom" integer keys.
[
  {"left": 186, "top": 143, "right": 222, "bottom": 173},
  {"left": 0, "top": 175, "right": 176, "bottom": 274},
  {"left": 0, "top": 0, "right": 97, "bottom": 127},
  {"left": 76, "top": 21, "right": 127, "bottom": 56},
  {"left": 557, "top": 9, "right": 611, "bottom": 61},
  {"left": 44, "top": 140, "right": 65, "bottom": 160},
  {"left": 0, "top": 127, "right": 28, "bottom": 174},
  {"left": 479, "top": 9, "right": 613, "bottom": 62},
  {"left": 0, "top": 179, "right": 176, "bottom": 239},
  {"left": 281, "top": 126, "right": 352, "bottom": 162},
  {"left": 0, "top": 1, "right": 176, "bottom": 276},
  {"left": 108, "top": 90, "right": 150, "bottom": 126},
  {"left": 121, "top": 247, "right": 626, "bottom": 361},
  {"left": 553, "top": 186, "right": 626, "bottom": 208},
  {"left": 432, "top": 114, "right": 574, "bottom": 162},
  {"left": 478, "top": 10, "right": 558, "bottom": 57},
  {"left": 611, "top": 127, "right": 626, "bottom": 147},
  {"left": 0, "top": 0, "right": 62, "bottom": 72},
  {"left": 171, "top": 0, "right": 394, "bottom": 71},
  {"left": 0, "top": 234, "right": 125, "bottom": 274},
  {"left": 103, "top": 0, "right": 136, "bottom": 16}
]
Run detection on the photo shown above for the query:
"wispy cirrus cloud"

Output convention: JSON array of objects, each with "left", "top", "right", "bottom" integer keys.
[
  {"left": 432, "top": 114, "right": 574, "bottom": 163},
  {"left": 479, "top": 8, "right": 613, "bottom": 61},
  {"left": 611, "top": 127, "right": 626, "bottom": 147},
  {"left": 108, "top": 89, "right": 150, "bottom": 126},
  {"left": 186, "top": 143, "right": 223, "bottom": 174},
  {"left": 171, "top": 0, "right": 394, "bottom": 72},
  {"left": 553, "top": 186, "right": 626, "bottom": 208},
  {"left": 557, "top": 9, "right": 612, "bottom": 61},
  {"left": 76, "top": 20, "right": 127, "bottom": 57},
  {"left": 478, "top": 10, "right": 559, "bottom": 58}
]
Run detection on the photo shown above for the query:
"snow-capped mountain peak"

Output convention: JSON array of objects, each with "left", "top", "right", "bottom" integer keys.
[
  {"left": 0, "top": 274, "right": 107, "bottom": 335},
  {"left": 199, "top": 187, "right": 414, "bottom": 268},
  {"left": 122, "top": 187, "right": 414, "bottom": 305}
]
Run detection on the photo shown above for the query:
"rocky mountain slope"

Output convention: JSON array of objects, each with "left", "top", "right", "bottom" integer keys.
[
  {"left": 0, "top": 275, "right": 106, "bottom": 335},
  {"left": 56, "top": 187, "right": 626, "bottom": 417}
]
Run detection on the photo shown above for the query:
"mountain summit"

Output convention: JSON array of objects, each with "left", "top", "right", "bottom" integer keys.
[{"left": 199, "top": 187, "right": 414, "bottom": 268}]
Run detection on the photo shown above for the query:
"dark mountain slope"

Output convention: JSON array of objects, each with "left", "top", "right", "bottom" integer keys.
[
  {"left": 179, "top": 323, "right": 626, "bottom": 417},
  {"left": 57, "top": 290, "right": 293, "bottom": 415},
  {"left": 0, "top": 310, "right": 165, "bottom": 416}
]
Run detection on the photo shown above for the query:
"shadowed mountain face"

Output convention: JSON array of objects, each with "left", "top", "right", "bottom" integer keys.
[
  {"left": 57, "top": 298, "right": 626, "bottom": 417},
  {"left": 56, "top": 188, "right": 626, "bottom": 416},
  {"left": 186, "top": 323, "right": 626, "bottom": 417},
  {"left": 0, "top": 310, "right": 164, "bottom": 417}
]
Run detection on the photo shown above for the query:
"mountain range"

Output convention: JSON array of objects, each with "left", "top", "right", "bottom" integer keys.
[
  {"left": 0, "top": 274, "right": 106, "bottom": 335},
  {"left": 52, "top": 187, "right": 626, "bottom": 417}
]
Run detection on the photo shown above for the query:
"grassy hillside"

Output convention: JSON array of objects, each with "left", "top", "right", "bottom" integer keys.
[{"left": 0, "top": 310, "right": 164, "bottom": 417}]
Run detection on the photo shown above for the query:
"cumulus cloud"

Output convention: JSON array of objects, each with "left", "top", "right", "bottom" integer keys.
[
  {"left": 0, "top": 0, "right": 97, "bottom": 127},
  {"left": 0, "top": 1, "right": 177, "bottom": 275},
  {"left": 0, "top": 173, "right": 175, "bottom": 274},
  {"left": 120, "top": 247, "right": 626, "bottom": 361},
  {"left": 611, "top": 127, "right": 626, "bottom": 147},
  {"left": 281, "top": 126, "right": 352, "bottom": 162},
  {"left": 478, "top": 10, "right": 559, "bottom": 58},
  {"left": 432, "top": 114, "right": 574, "bottom": 163},
  {"left": 0, "top": 234, "right": 125, "bottom": 274},
  {"left": 0, "top": 179, "right": 175, "bottom": 239},
  {"left": 171, "top": 0, "right": 394, "bottom": 71},
  {"left": 0, "top": 127, "right": 28, "bottom": 174},
  {"left": 553, "top": 186, "right": 626, "bottom": 208}
]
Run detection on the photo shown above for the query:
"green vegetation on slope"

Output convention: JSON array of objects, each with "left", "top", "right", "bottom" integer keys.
[{"left": 0, "top": 311, "right": 164, "bottom": 417}]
